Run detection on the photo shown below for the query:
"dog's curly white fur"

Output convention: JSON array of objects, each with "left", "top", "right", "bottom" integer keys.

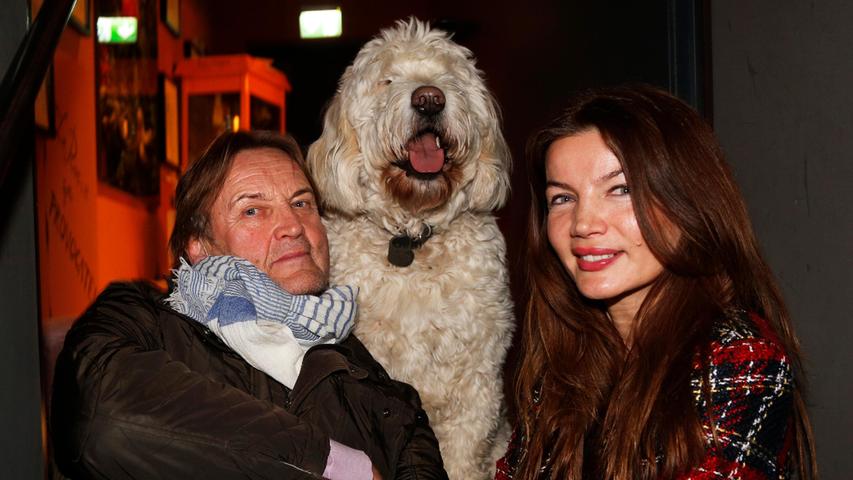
[{"left": 307, "top": 19, "right": 514, "bottom": 480}]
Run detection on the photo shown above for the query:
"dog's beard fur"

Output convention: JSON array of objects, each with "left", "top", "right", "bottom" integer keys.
[
  {"left": 368, "top": 91, "right": 472, "bottom": 216},
  {"left": 381, "top": 163, "right": 463, "bottom": 214}
]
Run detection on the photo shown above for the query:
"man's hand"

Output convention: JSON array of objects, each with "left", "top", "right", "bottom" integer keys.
[{"left": 372, "top": 464, "right": 383, "bottom": 480}]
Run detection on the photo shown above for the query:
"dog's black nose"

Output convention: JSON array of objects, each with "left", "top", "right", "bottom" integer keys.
[{"left": 411, "top": 86, "right": 445, "bottom": 115}]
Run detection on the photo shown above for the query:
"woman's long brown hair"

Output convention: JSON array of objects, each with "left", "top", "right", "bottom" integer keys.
[{"left": 514, "top": 85, "right": 817, "bottom": 479}]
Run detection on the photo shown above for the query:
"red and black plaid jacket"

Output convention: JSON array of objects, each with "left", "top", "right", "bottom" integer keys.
[{"left": 495, "top": 311, "right": 794, "bottom": 479}]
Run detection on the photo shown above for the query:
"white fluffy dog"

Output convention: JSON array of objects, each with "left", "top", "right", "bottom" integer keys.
[{"left": 307, "top": 19, "right": 514, "bottom": 480}]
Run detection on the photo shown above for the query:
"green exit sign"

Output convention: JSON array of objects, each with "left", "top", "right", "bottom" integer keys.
[
  {"left": 299, "top": 9, "right": 342, "bottom": 39},
  {"left": 96, "top": 17, "right": 138, "bottom": 44}
]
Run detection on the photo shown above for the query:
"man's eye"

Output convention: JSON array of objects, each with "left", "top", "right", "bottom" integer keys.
[
  {"left": 244, "top": 207, "right": 258, "bottom": 216},
  {"left": 292, "top": 199, "right": 313, "bottom": 209}
]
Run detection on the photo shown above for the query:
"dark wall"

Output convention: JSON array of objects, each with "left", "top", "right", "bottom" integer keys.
[
  {"left": 209, "top": 1, "right": 670, "bottom": 150},
  {"left": 206, "top": 0, "right": 673, "bottom": 310},
  {"left": 712, "top": 2, "right": 852, "bottom": 477},
  {"left": 0, "top": 0, "right": 45, "bottom": 477}
]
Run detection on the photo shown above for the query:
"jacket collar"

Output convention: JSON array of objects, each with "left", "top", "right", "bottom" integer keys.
[{"left": 289, "top": 344, "right": 368, "bottom": 409}]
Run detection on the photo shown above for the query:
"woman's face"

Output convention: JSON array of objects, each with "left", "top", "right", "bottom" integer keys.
[{"left": 545, "top": 128, "right": 665, "bottom": 319}]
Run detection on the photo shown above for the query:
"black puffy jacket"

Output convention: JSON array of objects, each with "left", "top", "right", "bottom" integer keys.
[{"left": 51, "top": 282, "right": 447, "bottom": 479}]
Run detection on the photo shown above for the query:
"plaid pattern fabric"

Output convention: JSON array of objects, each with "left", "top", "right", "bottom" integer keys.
[
  {"left": 681, "top": 311, "right": 793, "bottom": 480},
  {"left": 495, "top": 311, "right": 794, "bottom": 480},
  {"left": 494, "top": 429, "right": 520, "bottom": 480}
]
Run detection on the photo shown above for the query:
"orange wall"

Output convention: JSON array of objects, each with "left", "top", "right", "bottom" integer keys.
[
  {"left": 95, "top": 186, "right": 160, "bottom": 289},
  {"left": 36, "top": 26, "right": 99, "bottom": 323},
  {"left": 36, "top": 1, "right": 212, "bottom": 334}
]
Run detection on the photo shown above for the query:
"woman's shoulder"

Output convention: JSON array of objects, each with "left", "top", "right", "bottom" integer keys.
[
  {"left": 698, "top": 309, "right": 794, "bottom": 404},
  {"left": 686, "top": 314, "right": 796, "bottom": 479},
  {"left": 707, "top": 309, "right": 789, "bottom": 366}
]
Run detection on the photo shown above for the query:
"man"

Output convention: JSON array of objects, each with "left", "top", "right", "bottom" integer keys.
[{"left": 51, "top": 131, "right": 447, "bottom": 480}]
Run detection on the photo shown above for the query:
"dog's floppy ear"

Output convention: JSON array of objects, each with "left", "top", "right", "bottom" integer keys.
[
  {"left": 306, "top": 84, "right": 365, "bottom": 215},
  {"left": 468, "top": 91, "right": 512, "bottom": 212}
]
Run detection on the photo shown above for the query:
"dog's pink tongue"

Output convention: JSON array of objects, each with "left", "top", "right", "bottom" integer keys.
[{"left": 407, "top": 133, "right": 444, "bottom": 173}]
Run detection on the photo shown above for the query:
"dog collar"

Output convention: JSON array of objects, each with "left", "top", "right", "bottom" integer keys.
[{"left": 387, "top": 224, "right": 433, "bottom": 267}]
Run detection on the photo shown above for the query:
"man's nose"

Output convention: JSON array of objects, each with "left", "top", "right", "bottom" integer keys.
[
  {"left": 272, "top": 206, "right": 304, "bottom": 238},
  {"left": 571, "top": 200, "right": 606, "bottom": 237}
]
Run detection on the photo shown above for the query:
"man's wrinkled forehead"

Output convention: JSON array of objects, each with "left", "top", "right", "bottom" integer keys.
[{"left": 219, "top": 148, "right": 314, "bottom": 199}]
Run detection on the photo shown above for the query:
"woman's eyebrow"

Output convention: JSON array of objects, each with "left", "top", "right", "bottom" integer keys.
[
  {"left": 546, "top": 180, "right": 571, "bottom": 189},
  {"left": 596, "top": 169, "right": 624, "bottom": 183},
  {"left": 545, "top": 169, "right": 623, "bottom": 189}
]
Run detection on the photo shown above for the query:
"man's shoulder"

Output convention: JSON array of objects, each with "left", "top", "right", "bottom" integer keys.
[
  {"left": 339, "top": 334, "right": 370, "bottom": 358},
  {"left": 339, "top": 335, "right": 425, "bottom": 405},
  {"left": 95, "top": 280, "right": 167, "bottom": 304},
  {"left": 69, "top": 281, "right": 174, "bottom": 337},
  {"left": 338, "top": 335, "right": 391, "bottom": 376}
]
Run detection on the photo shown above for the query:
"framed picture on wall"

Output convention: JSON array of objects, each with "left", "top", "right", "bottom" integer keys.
[
  {"left": 160, "top": 75, "right": 180, "bottom": 169},
  {"left": 183, "top": 39, "right": 204, "bottom": 58},
  {"left": 95, "top": 0, "right": 160, "bottom": 197},
  {"left": 69, "top": 0, "right": 91, "bottom": 35},
  {"left": 34, "top": 64, "right": 56, "bottom": 135},
  {"left": 162, "top": 0, "right": 180, "bottom": 36}
]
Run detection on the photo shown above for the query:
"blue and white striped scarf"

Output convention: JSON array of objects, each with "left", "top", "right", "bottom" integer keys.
[{"left": 167, "top": 255, "right": 358, "bottom": 388}]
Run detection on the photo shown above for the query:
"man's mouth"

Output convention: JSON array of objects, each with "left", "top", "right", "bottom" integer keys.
[{"left": 274, "top": 250, "right": 309, "bottom": 264}]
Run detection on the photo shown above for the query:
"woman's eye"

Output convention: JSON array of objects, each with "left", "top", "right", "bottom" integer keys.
[
  {"left": 292, "top": 199, "right": 311, "bottom": 209},
  {"left": 611, "top": 184, "right": 630, "bottom": 196},
  {"left": 244, "top": 207, "right": 258, "bottom": 217},
  {"left": 548, "top": 193, "right": 574, "bottom": 207}
]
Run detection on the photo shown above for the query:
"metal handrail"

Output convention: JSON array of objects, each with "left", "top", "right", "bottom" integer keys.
[{"left": 0, "top": 0, "right": 76, "bottom": 192}]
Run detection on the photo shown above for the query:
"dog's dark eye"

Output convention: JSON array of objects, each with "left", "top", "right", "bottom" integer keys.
[{"left": 380, "top": 79, "right": 392, "bottom": 86}]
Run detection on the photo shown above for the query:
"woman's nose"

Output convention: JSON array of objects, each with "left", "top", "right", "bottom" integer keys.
[{"left": 571, "top": 200, "right": 606, "bottom": 237}]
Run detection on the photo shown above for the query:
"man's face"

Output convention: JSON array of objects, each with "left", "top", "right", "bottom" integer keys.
[{"left": 188, "top": 147, "right": 330, "bottom": 295}]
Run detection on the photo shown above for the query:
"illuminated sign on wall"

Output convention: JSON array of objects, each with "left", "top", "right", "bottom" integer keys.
[
  {"left": 96, "top": 17, "right": 138, "bottom": 44},
  {"left": 299, "top": 8, "right": 342, "bottom": 39}
]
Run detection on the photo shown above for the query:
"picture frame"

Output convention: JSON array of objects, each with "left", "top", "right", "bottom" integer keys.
[
  {"left": 162, "top": 0, "right": 180, "bottom": 36},
  {"left": 183, "top": 38, "right": 204, "bottom": 58},
  {"left": 160, "top": 75, "right": 180, "bottom": 169},
  {"left": 34, "top": 64, "right": 56, "bottom": 135},
  {"left": 69, "top": 0, "right": 90, "bottom": 35},
  {"left": 95, "top": 0, "right": 161, "bottom": 197}
]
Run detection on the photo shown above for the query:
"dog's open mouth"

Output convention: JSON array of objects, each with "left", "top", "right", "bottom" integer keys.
[{"left": 397, "top": 131, "right": 447, "bottom": 180}]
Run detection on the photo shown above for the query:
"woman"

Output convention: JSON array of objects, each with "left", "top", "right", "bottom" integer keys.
[{"left": 497, "top": 85, "right": 816, "bottom": 479}]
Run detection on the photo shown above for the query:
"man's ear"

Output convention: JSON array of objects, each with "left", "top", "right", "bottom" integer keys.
[{"left": 187, "top": 237, "right": 208, "bottom": 264}]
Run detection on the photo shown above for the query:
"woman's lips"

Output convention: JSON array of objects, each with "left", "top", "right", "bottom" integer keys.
[{"left": 572, "top": 247, "right": 622, "bottom": 272}]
